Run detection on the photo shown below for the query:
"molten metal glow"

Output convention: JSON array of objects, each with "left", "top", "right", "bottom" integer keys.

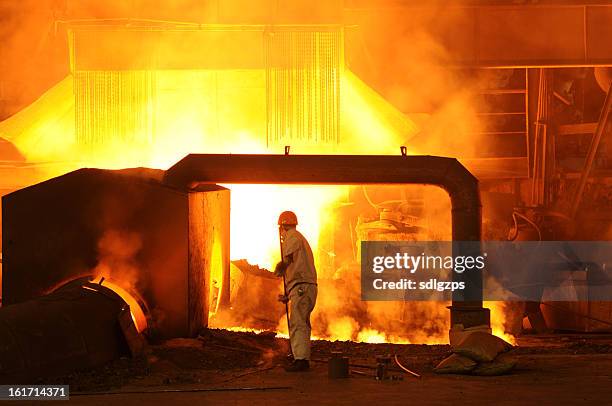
[
  {"left": 357, "top": 328, "right": 411, "bottom": 344},
  {"left": 486, "top": 301, "right": 516, "bottom": 345},
  {"left": 222, "top": 326, "right": 267, "bottom": 334}
]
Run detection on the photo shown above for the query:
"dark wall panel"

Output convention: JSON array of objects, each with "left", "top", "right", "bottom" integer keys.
[{"left": 2, "top": 168, "right": 190, "bottom": 337}]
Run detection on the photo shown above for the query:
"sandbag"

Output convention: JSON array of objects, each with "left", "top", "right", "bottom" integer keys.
[
  {"left": 453, "top": 332, "right": 513, "bottom": 362},
  {"left": 434, "top": 353, "right": 477, "bottom": 374},
  {"left": 472, "top": 353, "right": 518, "bottom": 376}
]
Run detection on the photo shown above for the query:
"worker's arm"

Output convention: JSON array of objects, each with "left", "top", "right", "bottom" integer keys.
[
  {"left": 276, "top": 255, "right": 292, "bottom": 302},
  {"left": 275, "top": 232, "right": 298, "bottom": 276},
  {"left": 283, "top": 253, "right": 294, "bottom": 265},
  {"left": 274, "top": 253, "right": 293, "bottom": 277},
  {"left": 275, "top": 253, "right": 292, "bottom": 302}
]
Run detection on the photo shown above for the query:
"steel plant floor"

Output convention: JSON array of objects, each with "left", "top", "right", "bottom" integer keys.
[{"left": 45, "top": 330, "right": 612, "bottom": 405}]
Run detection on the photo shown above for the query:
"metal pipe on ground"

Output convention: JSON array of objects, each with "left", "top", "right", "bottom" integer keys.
[
  {"left": 164, "top": 153, "right": 489, "bottom": 331},
  {"left": 0, "top": 278, "right": 144, "bottom": 383}
]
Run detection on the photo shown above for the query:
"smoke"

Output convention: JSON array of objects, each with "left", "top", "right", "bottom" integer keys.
[
  {"left": 1, "top": 1, "right": 484, "bottom": 166},
  {"left": 93, "top": 229, "right": 143, "bottom": 290},
  {"left": 0, "top": 1, "right": 67, "bottom": 121},
  {"left": 314, "top": 184, "right": 453, "bottom": 344},
  {"left": 210, "top": 263, "right": 285, "bottom": 331},
  {"left": 345, "top": 4, "right": 490, "bottom": 159},
  {"left": 217, "top": 181, "right": 520, "bottom": 344},
  {"left": 0, "top": 1, "right": 518, "bottom": 342},
  {"left": 0, "top": 1, "right": 211, "bottom": 123}
]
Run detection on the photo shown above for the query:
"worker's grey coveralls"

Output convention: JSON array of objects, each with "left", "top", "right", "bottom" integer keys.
[{"left": 282, "top": 228, "right": 318, "bottom": 361}]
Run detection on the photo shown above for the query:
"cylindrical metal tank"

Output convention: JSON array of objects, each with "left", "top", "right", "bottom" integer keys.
[{"left": 0, "top": 279, "right": 140, "bottom": 383}]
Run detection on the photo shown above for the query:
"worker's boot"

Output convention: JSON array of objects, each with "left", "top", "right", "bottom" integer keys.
[{"left": 285, "top": 359, "right": 310, "bottom": 372}]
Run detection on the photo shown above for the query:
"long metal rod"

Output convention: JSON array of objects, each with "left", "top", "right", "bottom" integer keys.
[{"left": 570, "top": 81, "right": 612, "bottom": 218}]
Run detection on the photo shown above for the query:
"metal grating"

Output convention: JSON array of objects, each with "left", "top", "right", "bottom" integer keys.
[
  {"left": 265, "top": 27, "right": 342, "bottom": 146},
  {"left": 74, "top": 71, "right": 157, "bottom": 147}
]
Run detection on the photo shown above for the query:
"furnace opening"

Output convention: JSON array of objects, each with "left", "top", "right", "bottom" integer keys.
[{"left": 207, "top": 183, "right": 512, "bottom": 344}]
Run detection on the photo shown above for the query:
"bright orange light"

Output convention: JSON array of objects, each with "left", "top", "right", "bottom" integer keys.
[
  {"left": 92, "top": 276, "right": 148, "bottom": 333},
  {"left": 226, "top": 184, "right": 348, "bottom": 271},
  {"left": 356, "top": 328, "right": 411, "bottom": 344},
  {"left": 486, "top": 301, "right": 517, "bottom": 345},
  {"left": 0, "top": 59, "right": 513, "bottom": 345}
]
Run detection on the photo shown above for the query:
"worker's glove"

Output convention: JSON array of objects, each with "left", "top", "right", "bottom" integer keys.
[
  {"left": 277, "top": 294, "right": 289, "bottom": 304},
  {"left": 274, "top": 261, "right": 287, "bottom": 277}
]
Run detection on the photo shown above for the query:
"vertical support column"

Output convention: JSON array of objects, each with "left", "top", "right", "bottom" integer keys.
[
  {"left": 449, "top": 206, "right": 490, "bottom": 331},
  {"left": 187, "top": 185, "right": 230, "bottom": 337},
  {"left": 447, "top": 166, "right": 490, "bottom": 334}
]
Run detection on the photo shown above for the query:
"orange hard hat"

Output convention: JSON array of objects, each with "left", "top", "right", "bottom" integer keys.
[{"left": 278, "top": 211, "right": 298, "bottom": 226}]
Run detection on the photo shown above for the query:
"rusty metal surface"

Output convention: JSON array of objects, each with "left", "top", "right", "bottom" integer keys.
[
  {"left": 165, "top": 153, "right": 488, "bottom": 327},
  {"left": 165, "top": 153, "right": 473, "bottom": 185},
  {"left": 164, "top": 154, "right": 480, "bottom": 213},
  {"left": 0, "top": 280, "right": 134, "bottom": 383}
]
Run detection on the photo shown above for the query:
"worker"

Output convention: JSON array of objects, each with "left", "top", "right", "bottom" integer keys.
[{"left": 274, "top": 211, "right": 318, "bottom": 372}]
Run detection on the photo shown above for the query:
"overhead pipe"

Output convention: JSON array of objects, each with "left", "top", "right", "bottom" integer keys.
[{"left": 164, "top": 153, "right": 489, "bottom": 330}]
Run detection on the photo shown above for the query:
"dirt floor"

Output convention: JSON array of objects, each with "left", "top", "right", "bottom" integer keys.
[{"left": 23, "top": 330, "right": 612, "bottom": 405}]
